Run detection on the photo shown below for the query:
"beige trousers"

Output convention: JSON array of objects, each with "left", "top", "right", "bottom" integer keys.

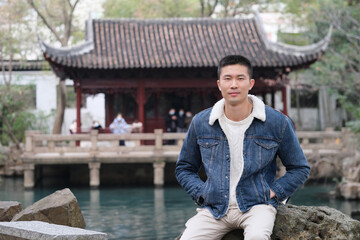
[{"left": 180, "top": 204, "right": 277, "bottom": 240}]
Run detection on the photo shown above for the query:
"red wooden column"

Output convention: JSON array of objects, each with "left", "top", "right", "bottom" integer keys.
[
  {"left": 282, "top": 85, "right": 288, "bottom": 116},
  {"left": 75, "top": 82, "right": 82, "bottom": 133},
  {"left": 105, "top": 94, "right": 114, "bottom": 127},
  {"left": 137, "top": 79, "right": 145, "bottom": 130}
]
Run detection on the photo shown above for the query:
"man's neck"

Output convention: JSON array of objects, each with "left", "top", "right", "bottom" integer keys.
[{"left": 224, "top": 97, "right": 253, "bottom": 122}]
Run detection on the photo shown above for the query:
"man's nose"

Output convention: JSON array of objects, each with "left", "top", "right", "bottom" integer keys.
[{"left": 230, "top": 79, "right": 238, "bottom": 88}]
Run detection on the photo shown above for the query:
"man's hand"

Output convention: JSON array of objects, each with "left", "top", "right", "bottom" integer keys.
[{"left": 270, "top": 189, "right": 276, "bottom": 199}]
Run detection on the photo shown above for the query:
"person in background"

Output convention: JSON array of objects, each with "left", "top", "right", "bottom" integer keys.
[
  {"left": 166, "top": 108, "right": 177, "bottom": 144},
  {"left": 109, "top": 113, "right": 129, "bottom": 146},
  {"left": 131, "top": 119, "right": 143, "bottom": 133},
  {"left": 177, "top": 108, "right": 186, "bottom": 133},
  {"left": 69, "top": 120, "right": 77, "bottom": 134},
  {"left": 166, "top": 108, "right": 177, "bottom": 132},
  {"left": 184, "top": 111, "right": 193, "bottom": 130},
  {"left": 92, "top": 120, "right": 102, "bottom": 130}
]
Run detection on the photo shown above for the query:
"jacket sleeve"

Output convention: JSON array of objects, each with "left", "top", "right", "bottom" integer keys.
[
  {"left": 175, "top": 115, "right": 205, "bottom": 205},
  {"left": 270, "top": 116, "right": 310, "bottom": 202}
]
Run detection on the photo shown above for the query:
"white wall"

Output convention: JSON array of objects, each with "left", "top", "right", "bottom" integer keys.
[{"left": 0, "top": 71, "right": 105, "bottom": 135}]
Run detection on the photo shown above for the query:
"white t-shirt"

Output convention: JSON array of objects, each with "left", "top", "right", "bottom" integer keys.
[{"left": 219, "top": 107, "right": 254, "bottom": 208}]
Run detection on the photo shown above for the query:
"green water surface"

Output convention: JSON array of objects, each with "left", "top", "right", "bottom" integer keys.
[{"left": 1, "top": 178, "right": 359, "bottom": 239}]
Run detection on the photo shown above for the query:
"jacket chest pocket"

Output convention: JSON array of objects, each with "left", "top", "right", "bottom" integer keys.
[
  {"left": 197, "top": 138, "right": 219, "bottom": 167},
  {"left": 254, "top": 139, "right": 279, "bottom": 167}
]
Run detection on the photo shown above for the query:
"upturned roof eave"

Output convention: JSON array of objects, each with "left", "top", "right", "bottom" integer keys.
[
  {"left": 37, "top": 34, "right": 94, "bottom": 58},
  {"left": 254, "top": 10, "right": 332, "bottom": 57}
]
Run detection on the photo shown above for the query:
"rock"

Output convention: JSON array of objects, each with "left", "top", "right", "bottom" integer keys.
[
  {"left": 342, "top": 156, "right": 360, "bottom": 182},
  {"left": 177, "top": 204, "right": 360, "bottom": 240},
  {"left": 335, "top": 182, "right": 360, "bottom": 200},
  {"left": 0, "top": 201, "right": 22, "bottom": 222},
  {"left": 0, "top": 221, "right": 107, "bottom": 240},
  {"left": 308, "top": 156, "right": 341, "bottom": 182},
  {"left": 352, "top": 210, "right": 360, "bottom": 221},
  {"left": 221, "top": 204, "right": 360, "bottom": 240},
  {"left": 314, "top": 159, "right": 341, "bottom": 179},
  {"left": 11, "top": 188, "right": 86, "bottom": 228}
]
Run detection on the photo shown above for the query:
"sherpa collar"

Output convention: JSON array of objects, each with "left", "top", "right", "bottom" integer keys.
[{"left": 208, "top": 94, "right": 266, "bottom": 125}]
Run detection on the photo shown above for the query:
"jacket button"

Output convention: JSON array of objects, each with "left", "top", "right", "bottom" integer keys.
[
  {"left": 226, "top": 155, "right": 229, "bottom": 158},
  {"left": 225, "top": 176, "right": 228, "bottom": 179},
  {"left": 224, "top": 195, "right": 227, "bottom": 198},
  {"left": 244, "top": 152, "right": 247, "bottom": 155}
]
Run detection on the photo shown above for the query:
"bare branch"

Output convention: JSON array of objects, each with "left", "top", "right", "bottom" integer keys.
[
  {"left": 199, "top": 0, "right": 205, "bottom": 17},
  {"left": 26, "top": 0, "right": 63, "bottom": 44},
  {"left": 207, "top": 0, "right": 218, "bottom": 17}
]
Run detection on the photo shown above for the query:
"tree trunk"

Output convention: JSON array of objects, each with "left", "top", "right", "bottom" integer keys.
[
  {"left": 295, "top": 73, "right": 302, "bottom": 129},
  {"left": 52, "top": 79, "right": 67, "bottom": 134}
]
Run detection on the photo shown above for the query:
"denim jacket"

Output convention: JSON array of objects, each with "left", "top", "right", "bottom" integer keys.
[{"left": 175, "top": 97, "right": 310, "bottom": 219}]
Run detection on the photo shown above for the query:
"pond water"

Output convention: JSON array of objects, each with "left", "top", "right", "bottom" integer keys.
[{"left": 1, "top": 177, "right": 359, "bottom": 240}]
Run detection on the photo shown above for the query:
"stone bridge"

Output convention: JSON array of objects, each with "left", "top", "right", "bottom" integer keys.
[{"left": 22, "top": 128, "right": 355, "bottom": 189}]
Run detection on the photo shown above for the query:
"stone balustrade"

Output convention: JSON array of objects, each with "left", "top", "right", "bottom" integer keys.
[{"left": 22, "top": 128, "right": 355, "bottom": 189}]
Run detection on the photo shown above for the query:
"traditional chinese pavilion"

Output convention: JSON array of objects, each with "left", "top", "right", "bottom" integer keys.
[{"left": 39, "top": 13, "right": 331, "bottom": 132}]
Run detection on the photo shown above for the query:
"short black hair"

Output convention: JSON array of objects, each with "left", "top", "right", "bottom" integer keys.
[{"left": 217, "top": 55, "right": 253, "bottom": 79}]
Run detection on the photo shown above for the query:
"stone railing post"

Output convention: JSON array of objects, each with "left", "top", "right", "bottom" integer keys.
[
  {"left": 324, "top": 127, "right": 334, "bottom": 145},
  {"left": 342, "top": 127, "right": 356, "bottom": 153},
  {"left": 154, "top": 129, "right": 163, "bottom": 152},
  {"left": 25, "top": 131, "right": 35, "bottom": 153},
  {"left": 90, "top": 130, "right": 99, "bottom": 157},
  {"left": 88, "top": 162, "right": 101, "bottom": 188},
  {"left": 23, "top": 163, "right": 35, "bottom": 189},
  {"left": 177, "top": 138, "right": 184, "bottom": 147}
]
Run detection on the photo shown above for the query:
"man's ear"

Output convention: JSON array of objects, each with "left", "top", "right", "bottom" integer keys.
[
  {"left": 249, "top": 79, "right": 255, "bottom": 90},
  {"left": 217, "top": 80, "right": 221, "bottom": 91}
]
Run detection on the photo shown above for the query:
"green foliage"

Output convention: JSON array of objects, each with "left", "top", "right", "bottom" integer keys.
[
  {"left": 0, "top": 84, "right": 52, "bottom": 146},
  {"left": 278, "top": 0, "right": 360, "bottom": 133},
  {"left": 102, "top": 0, "right": 277, "bottom": 18},
  {"left": 277, "top": 32, "right": 310, "bottom": 46},
  {"left": 103, "top": 0, "right": 201, "bottom": 18}
]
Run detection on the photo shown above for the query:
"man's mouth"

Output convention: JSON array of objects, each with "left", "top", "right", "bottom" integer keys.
[{"left": 229, "top": 92, "right": 240, "bottom": 96}]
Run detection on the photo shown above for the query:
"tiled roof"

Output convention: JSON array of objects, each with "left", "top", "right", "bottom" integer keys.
[
  {"left": 1, "top": 60, "right": 50, "bottom": 71},
  {"left": 40, "top": 14, "right": 331, "bottom": 70}
]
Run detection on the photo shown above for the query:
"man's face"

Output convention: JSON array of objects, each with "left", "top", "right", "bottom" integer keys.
[{"left": 217, "top": 64, "right": 255, "bottom": 106}]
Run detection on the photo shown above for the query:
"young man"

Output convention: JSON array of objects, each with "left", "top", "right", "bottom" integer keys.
[{"left": 175, "top": 55, "right": 310, "bottom": 240}]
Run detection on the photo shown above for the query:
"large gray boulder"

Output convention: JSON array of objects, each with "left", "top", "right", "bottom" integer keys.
[
  {"left": 11, "top": 188, "right": 86, "bottom": 228},
  {"left": 0, "top": 221, "right": 107, "bottom": 240},
  {"left": 0, "top": 201, "right": 22, "bottom": 222},
  {"left": 177, "top": 204, "right": 360, "bottom": 239},
  {"left": 222, "top": 204, "right": 360, "bottom": 240}
]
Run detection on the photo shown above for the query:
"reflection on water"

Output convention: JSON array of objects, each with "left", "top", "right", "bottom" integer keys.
[{"left": 1, "top": 177, "right": 359, "bottom": 239}]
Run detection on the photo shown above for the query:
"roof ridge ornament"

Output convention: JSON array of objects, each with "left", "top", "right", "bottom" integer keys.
[
  {"left": 85, "top": 14, "right": 94, "bottom": 42},
  {"left": 253, "top": 10, "right": 332, "bottom": 57},
  {"left": 37, "top": 34, "right": 94, "bottom": 57}
]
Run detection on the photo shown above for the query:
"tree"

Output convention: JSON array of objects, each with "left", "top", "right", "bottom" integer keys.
[
  {"left": 103, "top": 0, "right": 201, "bottom": 18},
  {"left": 103, "top": 0, "right": 276, "bottom": 18},
  {"left": 26, "top": 0, "right": 81, "bottom": 134},
  {"left": 0, "top": 0, "right": 35, "bottom": 149},
  {"left": 279, "top": 0, "right": 360, "bottom": 132},
  {"left": 199, "top": 0, "right": 218, "bottom": 17}
]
